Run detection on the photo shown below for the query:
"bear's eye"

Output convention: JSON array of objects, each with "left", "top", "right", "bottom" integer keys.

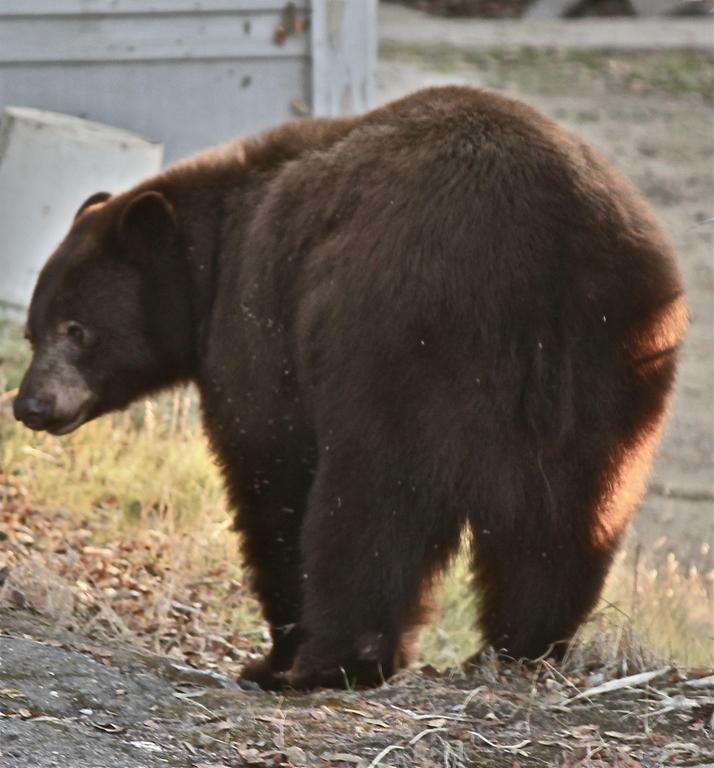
[{"left": 65, "top": 321, "right": 86, "bottom": 346}]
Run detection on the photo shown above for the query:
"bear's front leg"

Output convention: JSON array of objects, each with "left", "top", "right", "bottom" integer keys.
[{"left": 229, "top": 458, "right": 314, "bottom": 691}]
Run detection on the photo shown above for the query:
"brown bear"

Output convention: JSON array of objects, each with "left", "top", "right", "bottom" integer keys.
[{"left": 13, "top": 87, "right": 686, "bottom": 690}]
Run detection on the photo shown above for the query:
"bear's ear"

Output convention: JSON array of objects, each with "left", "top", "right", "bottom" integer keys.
[
  {"left": 119, "top": 191, "right": 176, "bottom": 261},
  {"left": 74, "top": 191, "right": 112, "bottom": 220}
]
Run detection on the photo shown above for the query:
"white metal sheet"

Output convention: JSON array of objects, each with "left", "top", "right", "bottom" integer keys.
[{"left": 0, "top": 13, "right": 309, "bottom": 63}]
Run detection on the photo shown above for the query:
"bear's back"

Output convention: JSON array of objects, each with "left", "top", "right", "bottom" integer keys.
[{"left": 239, "top": 86, "right": 680, "bottom": 346}]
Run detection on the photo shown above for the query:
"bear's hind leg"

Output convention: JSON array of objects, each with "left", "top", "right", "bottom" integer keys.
[
  {"left": 471, "top": 519, "right": 616, "bottom": 662},
  {"left": 468, "top": 435, "right": 658, "bottom": 662},
  {"left": 469, "top": 357, "right": 677, "bottom": 664},
  {"left": 288, "top": 453, "right": 463, "bottom": 689}
]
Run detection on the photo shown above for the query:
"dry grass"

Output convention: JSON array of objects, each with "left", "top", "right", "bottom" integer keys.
[{"left": 420, "top": 542, "right": 713, "bottom": 671}]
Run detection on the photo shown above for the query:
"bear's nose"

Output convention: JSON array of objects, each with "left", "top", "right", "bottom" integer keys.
[{"left": 13, "top": 394, "right": 55, "bottom": 428}]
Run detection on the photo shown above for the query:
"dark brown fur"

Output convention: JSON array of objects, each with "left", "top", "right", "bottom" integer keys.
[{"left": 15, "top": 87, "right": 686, "bottom": 689}]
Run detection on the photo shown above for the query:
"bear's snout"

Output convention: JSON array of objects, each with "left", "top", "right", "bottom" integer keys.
[
  {"left": 13, "top": 393, "right": 56, "bottom": 430},
  {"left": 14, "top": 352, "right": 97, "bottom": 436}
]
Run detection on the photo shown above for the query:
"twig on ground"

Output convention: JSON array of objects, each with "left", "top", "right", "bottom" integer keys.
[
  {"left": 541, "top": 658, "right": 589, "bottom": 703},
  {"left": 388, "top": 704, "right": 467, "bottom": 722},
  {"left": 560, "top": 666, "right": 672, "bottom": 706},
  {"left": 460, "top": 684, "right": 488, "bottom": 709},
  {"left": 172, "top": 691, "right": 217, "bottom": 715},
  {"left": 366, "top": 743, "right": 405, "bottom": 767},
  {"left": 469, "top": 731, "right": 531, "bottom": 754},
  {"left": 408, "top": 726, "right": 447, "bottom": 746}
]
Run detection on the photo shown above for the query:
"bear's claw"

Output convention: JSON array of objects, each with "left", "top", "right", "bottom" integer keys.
[{"left": 239, "top": 657, "right": 290, "bottom": 691}]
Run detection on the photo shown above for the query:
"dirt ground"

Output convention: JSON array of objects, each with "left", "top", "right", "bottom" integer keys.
[
  {"left": 1, "top": 610, "right": 712, "bottom": 768},
  {"left": 378, "top": 46, "right": 714, "bottom": 567}
]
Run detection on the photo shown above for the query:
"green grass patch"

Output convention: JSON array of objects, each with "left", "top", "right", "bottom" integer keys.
[
  {"left": 379, "top": 44, "right": 714, "bottom": 102},
  {"left": 0, "top": 320, "right": 30, "bottom": 392},
  {"left": 1, "top": 390, "right": 226, "bottom": 535}
]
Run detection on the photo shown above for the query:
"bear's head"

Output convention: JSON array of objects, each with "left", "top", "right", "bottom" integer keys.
[{"left": 13, "top": 189, "right": 191, "bottom": 435}]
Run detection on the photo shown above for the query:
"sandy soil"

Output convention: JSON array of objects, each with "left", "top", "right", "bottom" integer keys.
[{"left": 377, "top": 48, "right": 714, "bottom": 566}]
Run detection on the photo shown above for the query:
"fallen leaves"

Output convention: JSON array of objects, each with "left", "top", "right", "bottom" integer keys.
[{"left": 0, "top": 473, "right": 262, "bottom": 680}]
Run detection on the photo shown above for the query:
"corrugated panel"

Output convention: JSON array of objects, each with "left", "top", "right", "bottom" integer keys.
[{"left": 0, "top": 12, "right": 309, "bottom": 63}]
